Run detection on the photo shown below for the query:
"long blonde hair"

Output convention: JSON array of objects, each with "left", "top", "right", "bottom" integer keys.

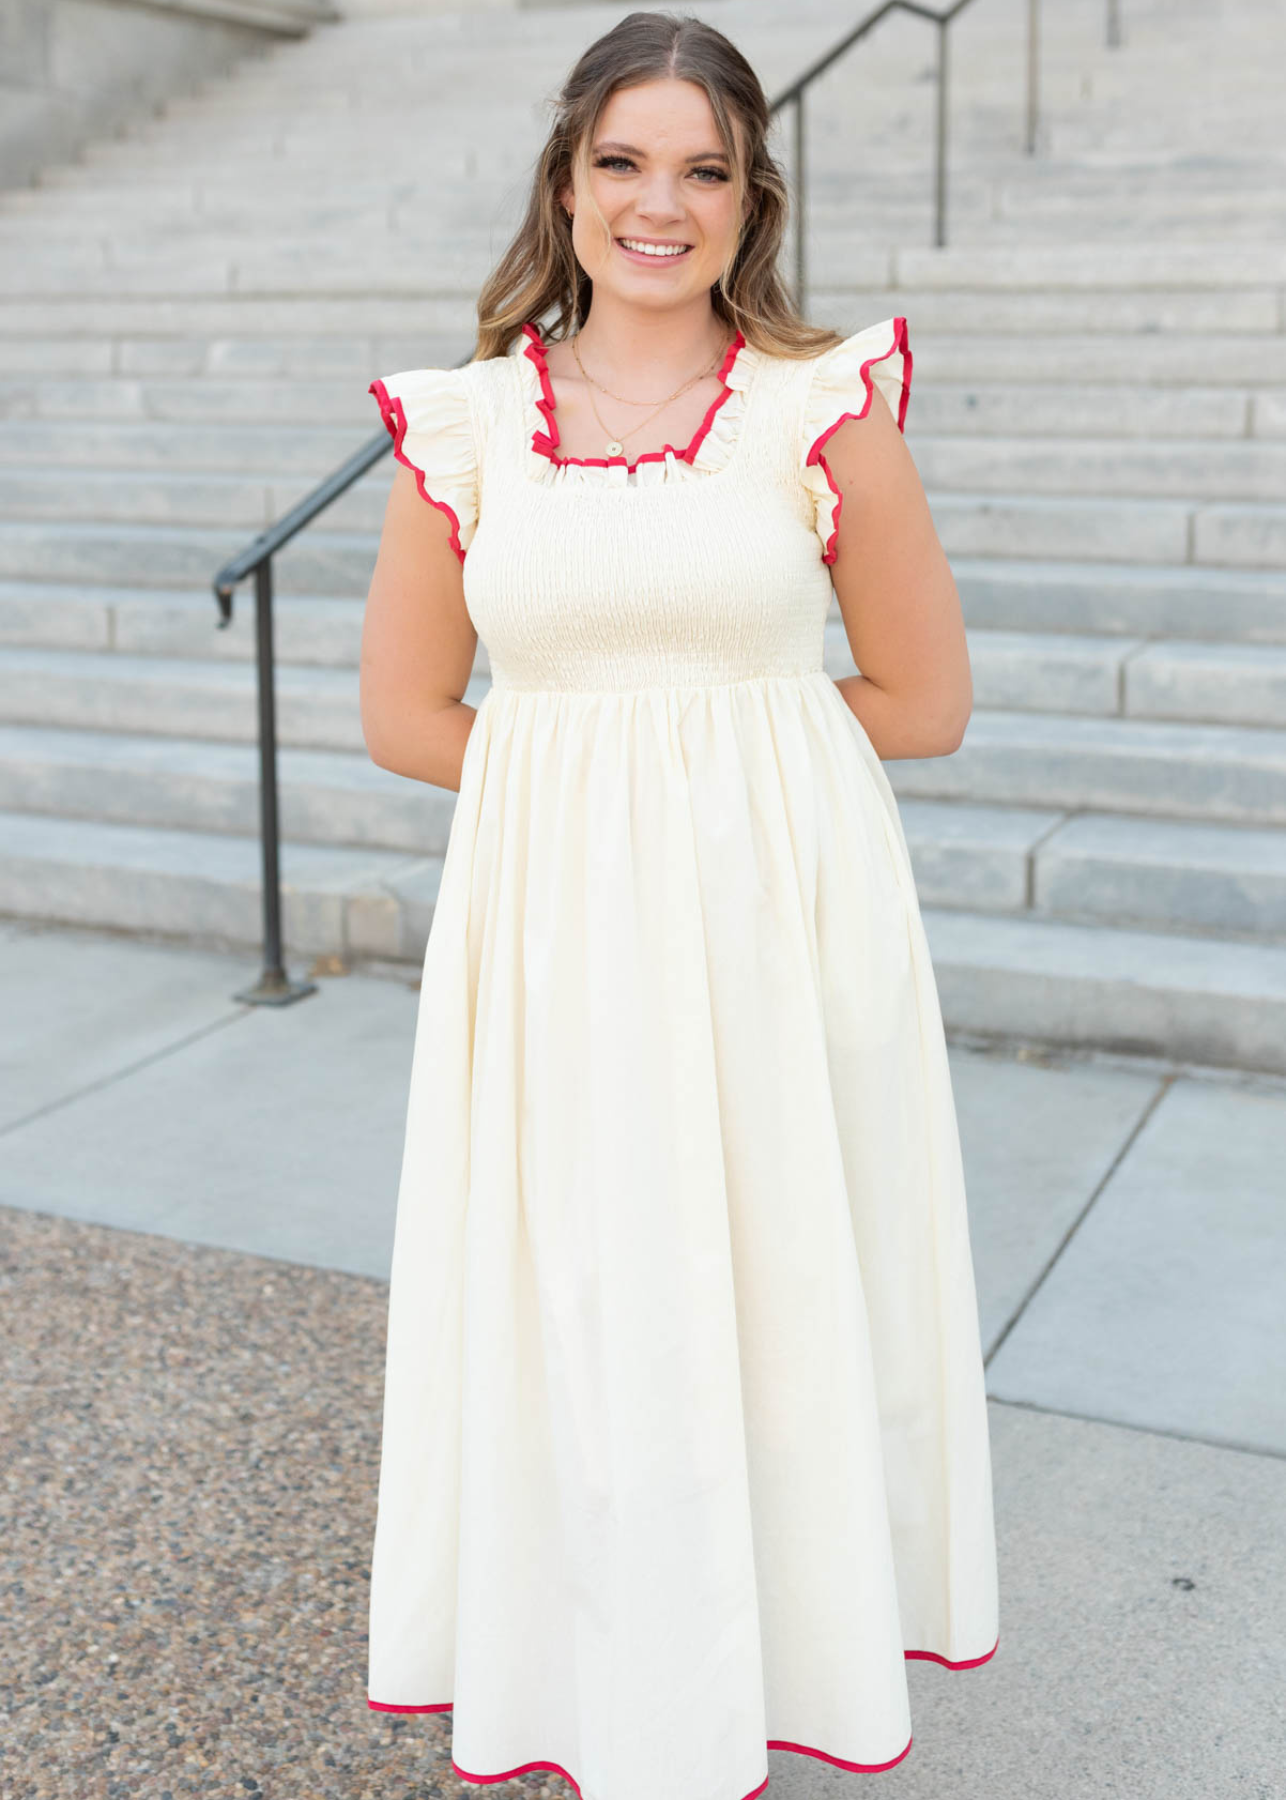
[{"left": 470, "top": 9, "right": 845, "bottom": 364}]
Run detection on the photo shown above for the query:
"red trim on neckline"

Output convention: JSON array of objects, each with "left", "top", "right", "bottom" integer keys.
[
  {"left": 369, "top": 376, "right": 467, "bottom": 564},
  {"left": 367, "top": 1631, "right": 997, "bottom": 1791},
  {"left": 520, "top": 320, "right": 747, "bottom": 473},
  {"left": 803, "top": 316, "right": 912, "bottom": 565}
]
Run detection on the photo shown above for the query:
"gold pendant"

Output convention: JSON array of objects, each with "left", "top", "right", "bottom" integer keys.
[{"left": 605, "top": 440, "right": 624, "bottom": 457}]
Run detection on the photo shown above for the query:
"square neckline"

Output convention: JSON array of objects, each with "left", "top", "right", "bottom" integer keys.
[{"left": 515, "top": 321, "right": 761, "bottom": 486}]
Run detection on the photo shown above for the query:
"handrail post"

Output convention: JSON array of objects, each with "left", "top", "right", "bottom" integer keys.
[
  {"left": 793, "top": 90, "right": 806, "bottom": 309},
  {"left": 1026, "top": 0, "right": 1040, "bottom": 155},
  {"left": 233, "top": 555, "right": 317, "bottom": 1006},
  {"left": 1106, "top": 0, "right": 1121, "bottom": 48},
  {"left": 933, "top": 16, "right": 949, "bottom": 247}
]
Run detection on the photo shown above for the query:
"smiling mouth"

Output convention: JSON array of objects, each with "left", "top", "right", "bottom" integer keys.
[{"left": 615, "top": 237, "right": 694, "bottom": 259}]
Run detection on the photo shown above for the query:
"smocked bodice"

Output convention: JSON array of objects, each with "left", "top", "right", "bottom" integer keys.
[{"left": 368, "top": 316, "right": 912, "bottom": 694}]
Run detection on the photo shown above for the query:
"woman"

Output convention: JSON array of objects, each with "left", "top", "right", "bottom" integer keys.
[{"left": 359, "top": 11, "right": 999, "bottom": 1797}]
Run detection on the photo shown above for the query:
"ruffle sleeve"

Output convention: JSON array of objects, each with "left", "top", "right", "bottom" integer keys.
[
  {"left": 368, "top": 365, "right": 478, "bottom": 564},
  {"left": 800, "top": 317, "right": 912, "bottom": 565}
]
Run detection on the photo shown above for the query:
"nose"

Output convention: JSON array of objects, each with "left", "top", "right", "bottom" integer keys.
[{"left": 632, "top": 170, "right": 686, "bottom": 223}]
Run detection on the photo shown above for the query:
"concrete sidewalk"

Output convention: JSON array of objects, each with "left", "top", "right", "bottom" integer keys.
[{"left": 2, "top": 915, "right": 1284, "bottom": 1799}]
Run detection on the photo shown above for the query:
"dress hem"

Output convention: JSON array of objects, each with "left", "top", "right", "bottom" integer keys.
[{"left": 367, "top": 1635, "right": 998, "bottom": 1791}]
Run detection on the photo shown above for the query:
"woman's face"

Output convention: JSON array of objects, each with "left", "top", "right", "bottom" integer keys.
[{"left": 560, "top": 78, "right": 746, "bottom": 309}]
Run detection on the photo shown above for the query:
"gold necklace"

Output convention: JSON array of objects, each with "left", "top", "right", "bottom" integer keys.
[{"left": 569, "top": 333, "right": 732, "bottom": 459}]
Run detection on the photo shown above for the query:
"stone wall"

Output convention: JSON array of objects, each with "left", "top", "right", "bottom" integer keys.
[{"left": 0, "top": 0, "right": 336, "bottom": 189}]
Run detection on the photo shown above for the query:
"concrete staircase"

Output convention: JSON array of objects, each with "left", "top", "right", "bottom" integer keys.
[{"left": 2, "top": 0, "right": 1285, "bottom": 1072}]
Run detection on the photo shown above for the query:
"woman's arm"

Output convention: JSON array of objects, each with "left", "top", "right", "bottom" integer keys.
[
  {"left": 360, "top": 463, "right": 480, "bottom": 792},
  {"left": 822, "top": 383, "right": 972, "bottom": 761}
]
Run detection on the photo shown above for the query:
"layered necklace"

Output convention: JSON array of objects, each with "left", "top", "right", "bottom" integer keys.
[{"left": 569, "top": 331, "right": 733, "bottom": 459}]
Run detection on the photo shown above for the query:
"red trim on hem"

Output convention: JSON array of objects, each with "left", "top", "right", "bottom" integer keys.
[
  {"left": 803, "top": 316, "right": 912, "bottom": 565},
  {"left": 367, "top": 1633, "right": 996, "bottom": 1787},
  {"left": 452, "top": 1755, "right": 589, "bottom": 1795},
  {"left": 765, "top": 1735, "right": 911, "bottom": 1775},
  {"left": 447, "top": 1738, "right": 908, "bottom": 1796},
  {"left": 367, "top": 1698, "right": 453, "bottom": 1714},
  {"left": 906, "top": 1635, "right": 998, "bottom": 1669},
  {"left": 369, "top": 376, "right": 467, "bottom": 565},
  {"left": 519, "top": 320, "right": 747, "bottom": 473}
]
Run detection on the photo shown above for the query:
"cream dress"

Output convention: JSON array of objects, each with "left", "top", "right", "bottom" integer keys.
[{"left": 364, "top": 315, "right": 1000, "bottom": 1800}]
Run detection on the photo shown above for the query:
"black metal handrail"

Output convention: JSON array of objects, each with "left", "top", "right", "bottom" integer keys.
[{"left": 214, "top": 0, "right": 1123, "bottom": 1003}]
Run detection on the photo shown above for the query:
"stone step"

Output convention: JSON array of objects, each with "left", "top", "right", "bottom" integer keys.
[
  {"left": 922, "top": 907, "right": 1286, "bottom": 1075},
  {"left": 953, "top": 557, "right": 1286, "bottom": 643},
  {"left": 0, "top": 718, "right": 479, "bottom": 851},
  {"left": 0, "top": 521, "right": 376, "bottom": 595},
  {"left": 826, "top": 621, "right": 1286, "bottom": 728},
  {"left": 0, "top": 296, "right": 481, "bottom": 338},
  {"left": 0, "top": 390, "right": 372, "bottom": 433},
  {"left": 934, "top": 492, "right": 1286, "bottom": 570},
  {"left": 0, "top": 580, "right": 364, "bottom": 660},
  {"left": 1118, "top": 639, "right": 1286, "bottom": 729},
  {"left": 918, "top": 436, "right": 1286, "bottom": 502},
  {"left": 0, "top": 645, "right": 366, "bottom": 747},
  {"left": 0, "top": 333, "right": 463, "bottom": 381},
  {"left": 0, "top": 806, "right": 439, "bottom": 964},
  {"left": 886, "top": 711, "right": 1286, "bottom": 825},
  {"left": 1029, "top": 812, "right": 1286, "bottom": 942},
  {"left": 0, "top": 467, "right": 295, "bottom": 531},
  {"left": 115, "top": 463, "right": 388, "bottom": 534},
  {"left": 899, "top": 799, "right": 1286, "bottom": 941},
  {"left": 892, "top": 242, "right": 1286, "bottom": 291},
  {"left": 0, "top": 419, "right": 363, "bottom": 476}
]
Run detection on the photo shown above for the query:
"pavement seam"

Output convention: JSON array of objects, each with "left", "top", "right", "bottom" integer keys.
[
  {"left": 0, "top": 1001, "right": 253, "bottom": 1139},
  {"left": 982, "top": 1068, "right": 1177, "bottom": 1369}
]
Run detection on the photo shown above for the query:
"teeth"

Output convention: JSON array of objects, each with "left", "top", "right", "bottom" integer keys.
[{"left": 619, "top": 239, "right": 689, "bottom": 257}]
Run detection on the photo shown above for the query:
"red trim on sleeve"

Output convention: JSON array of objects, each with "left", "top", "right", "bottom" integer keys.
[
  {"left": 520, "top": 320, "right": 747, "bottom": 472},
  {"left": 369, "top": 376, "right": 467, "bottom": 565},
  {"left": 803, "top": 316, "right": 912, "bottom": 565}
]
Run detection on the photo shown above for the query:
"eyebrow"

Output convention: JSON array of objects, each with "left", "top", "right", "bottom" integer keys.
[{"left": 592, "top": 140, "right": 730, "bottom": 164}]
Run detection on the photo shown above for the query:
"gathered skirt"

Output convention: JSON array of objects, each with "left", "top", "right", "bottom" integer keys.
[{"left": 366, "top": 668, "right": 1000, "bottom": 1800}]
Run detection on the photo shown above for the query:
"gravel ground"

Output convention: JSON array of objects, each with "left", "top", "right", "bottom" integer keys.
[{"left": 0, "top": 1205, "right": 560, "bottom": 1800}]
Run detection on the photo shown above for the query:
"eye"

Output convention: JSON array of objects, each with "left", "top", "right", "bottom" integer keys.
[{"left": 592, "top": 154, "right": 729, "bottom": 184}]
